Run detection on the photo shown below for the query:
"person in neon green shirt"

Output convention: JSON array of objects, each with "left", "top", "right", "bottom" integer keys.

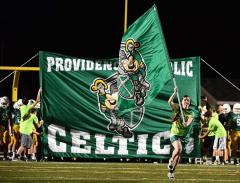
[
  {"left": 13, "top": 88, "right": 43, "bottom": 161},
  {"left": 19, "top": 88, "right": 42, "bottom": 120},
  {"left": 14, "top": 108, "right": 43, "bottom": 161},
  {"left": 167, "top": 87, "right": 194, "bottom": 180},
  {"left": 199, "top": 110, "right": 227, "bottom": 165}
]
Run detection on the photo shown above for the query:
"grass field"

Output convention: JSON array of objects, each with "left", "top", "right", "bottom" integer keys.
[{"left": 0, "top": 161, "right": 240, "bottom": 182}]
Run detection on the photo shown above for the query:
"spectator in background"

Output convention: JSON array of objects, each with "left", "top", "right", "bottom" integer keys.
[
  {"left": 200, "top": 117, "right": 215, "bottom": 164},
  {"left": 199, "top": 110, "right": 227, "bottom": 165},
  {"left": 13, "top": 108, "right": 43, "bottom": 161},
  {"left": 216, "top": 104, "right": 231, "bottom": 164},
  {"left": 199, "top": 97, "right": 214, "bottom": 164},
  {"left": 12, "top": 88, "right": 43, "bottom": 161}
]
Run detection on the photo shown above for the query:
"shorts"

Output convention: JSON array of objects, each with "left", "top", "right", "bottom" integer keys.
[
  {"left": 213, "top": 136, "right": 226, "bottom": 150},
  {"left": 20, "top": 133, "right": 33, "bottom": 148},
  {"left": 170, "top": 135, "right": 188, "bottom": 144}
]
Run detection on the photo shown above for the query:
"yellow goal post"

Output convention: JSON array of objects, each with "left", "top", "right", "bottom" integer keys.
[{"left": 0, "top": 66, "right": 39, "bottom": 102}]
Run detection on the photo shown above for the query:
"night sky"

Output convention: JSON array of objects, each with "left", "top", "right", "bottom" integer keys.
[{"left": 0, "top": 0, "right": 239, "bottom": 99}]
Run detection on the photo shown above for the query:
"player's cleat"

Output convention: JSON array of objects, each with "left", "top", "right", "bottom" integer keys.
[
  {"left": 167, "top": 171, "right": 175, "bottom": 180},
  {"left": 213, "top": 160, "right": 221, "bottom": 165},
  {"left": 234, "top": 159, "right": 239, "bottom": 165},
  {"left": 224, "top": 160, "right": 229, "bottom": 165},
  {"left": 167, "top": 159, "right": 175, "bottom": 180},
  {"left": 12, "top": 154, "right": 20, "bottom": 161},
  {"left": 12, "top": 157, "right": 19, "bottom": 161},
  {"left": 7, "top": 152, "right": 12, "bottom": 159},
  {"left": 2, "top": 157, "right": 8, "bottom": 161},
  {"left": 31, "top": 156, "right": 37, "bottom": 161}
]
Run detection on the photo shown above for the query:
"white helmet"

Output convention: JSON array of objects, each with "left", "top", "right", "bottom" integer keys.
[
  {"left": 28, "top": 99, "right": 35, "bottom": 106},
  {"left": 13, "top": 99, "right": 23, "bottom": 110},
  {"left": 233, "top": 103, "right": 240, "bottom": 114},
  {"left": 0, "top": 96, "right": 9, "bottom": 109},
  {"left": 13, "top": 102, "right": 19, "bottom": 109},
  {"left": 222, "top": 103, "right": 231, "bottom": 114},
  {"left": 17, "top": 99, "right": 23, "bottom": 107}
]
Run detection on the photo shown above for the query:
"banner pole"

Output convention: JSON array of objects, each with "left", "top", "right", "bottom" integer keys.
[
  {"left": 124, "top": 0, "right": 128, "bottom": 33},
  {"left": 172, "top": 77, "right": 186, "bottom": 124}
]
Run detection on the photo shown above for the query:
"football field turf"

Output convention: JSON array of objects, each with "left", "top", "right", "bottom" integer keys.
[{"left": 0, "top": 161, "right": 239, "bottom": 182}]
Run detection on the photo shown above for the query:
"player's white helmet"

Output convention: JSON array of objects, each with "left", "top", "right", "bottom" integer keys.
[
  {"left": 13, "top": 99, "right": 23, "bottom": 109},
  {"left": 233, "top": 103, "right": 240, "bottom": 114},
  {"left": 0, "top": 96, "right": 9, "bottom": 109},
  {"left": 222, "top": 103, "right": 231, "bottom": 114},
  {"left": 17, "top": 99, "right": 23, "bottom": 107},
  {"left": 13, "top": 102, "right": 19, "bottom": 109},
  {"left": 28, "top": 99, "right": 35, "bottom": 106}
]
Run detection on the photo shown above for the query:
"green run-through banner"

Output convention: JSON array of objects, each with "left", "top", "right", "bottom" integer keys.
[{"left": 39, "top": 51, "right": 201, "bottom": 159}]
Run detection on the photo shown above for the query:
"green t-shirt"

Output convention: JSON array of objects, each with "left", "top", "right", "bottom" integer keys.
[
  {"left": 170, "top": 105, "right": 194, "bottom": 137},
  {"left": 208, "top": 117, "right": 226, "bottom": 138},
  {"left": 20, "top": 114, "right": 38, "bottom": 135}
]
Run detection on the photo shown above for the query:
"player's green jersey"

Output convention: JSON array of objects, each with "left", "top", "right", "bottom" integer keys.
[
  {"left": 13, "top": 109, "right": 21, "bottom": 124},
  {"left": 0, "top": 107, "right": 12, "bottom": 127},
  {"left": 228, "top": 112, "right": 240, "bottom": 131}
]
